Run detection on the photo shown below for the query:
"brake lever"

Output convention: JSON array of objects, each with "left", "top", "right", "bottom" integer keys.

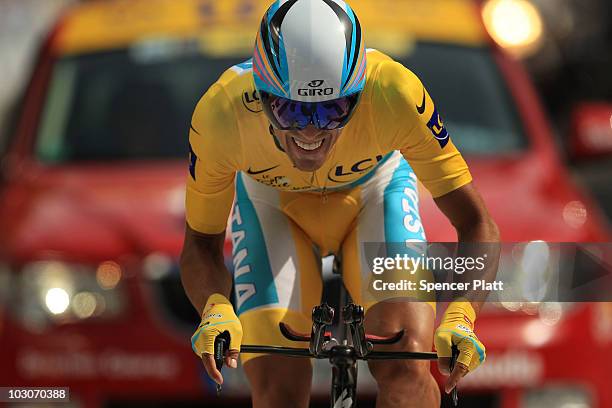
[
  {"left": 310, "top": 303, "right": 334, "bottom": 356},
  {"left": 213, "top": 331, "right": 231, "bottom": 396},
  {"left": 343, "top": 304, "right": 369, "bottom": 357},
  {"left": 449, "top": 344, "right": 459, "bottom": 406}
]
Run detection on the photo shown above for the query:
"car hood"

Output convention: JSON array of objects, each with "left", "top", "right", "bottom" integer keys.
[
  {"left": 420, "top": 153, "right": 609, "bottom": 242},
  {"left": 2, "top": 162, "right": 188, "bottom": 262},
  {"left": 2, "top": 154, "right": 607, "bottom": 262}
]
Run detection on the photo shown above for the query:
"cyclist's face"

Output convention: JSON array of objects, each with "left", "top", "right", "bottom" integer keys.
[{"left": 273, "top": 125, "right": 342, "bottom": 172}]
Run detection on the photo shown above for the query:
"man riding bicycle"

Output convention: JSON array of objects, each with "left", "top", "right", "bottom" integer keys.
[{"left": 181, "top": 1, "right": 500, "bottom": 406}]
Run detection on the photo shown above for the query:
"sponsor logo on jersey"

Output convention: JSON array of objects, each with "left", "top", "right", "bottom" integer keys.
[
  {"left": 188, "top": 141, "right": 197, "bottom": 180},
  {"left": 416, "top": 88, "right": 426, "bottom": 115},
  {"left": 242, "top": 90, "right": 263, "bottom": 113},
  {"left": 456, "top": 324, "right": 473, "bottom": 334},
  {"left": 327, "top": 155, "right": 384, "bottom": 183},
  {"left": 254, "top": 174, "right": 291, "bottom": 189},
  {"left": 231, "top": 204, "right": 256, "bottom": 310},
  {"left": 426, "top": 107, "right": 450, "bottom": 148},
  {"left": 246, "top": 165, "right": 279, "bottom": 175},
  {"left": 401, "top": 179, "right": 423, "bottom": 237}
]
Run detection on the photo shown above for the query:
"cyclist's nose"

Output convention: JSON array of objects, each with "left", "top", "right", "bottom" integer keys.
[{"left": 295, "top": 124, "right": 324, "bottom": 140}]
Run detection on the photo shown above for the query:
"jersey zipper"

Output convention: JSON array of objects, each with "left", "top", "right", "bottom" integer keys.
[{"left": 310, "top": 171, "right": 328, "bottom": 204}]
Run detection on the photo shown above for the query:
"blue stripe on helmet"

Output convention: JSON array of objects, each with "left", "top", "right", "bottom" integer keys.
[
  {"left": 340, "top": 45, "right": 349, "bottom": 95},
  {"left": 264, "top": 0, "right": 298, "bottom": 96},
  {"left": 342, "top": 49, "right": 366, "bottom": 96},
  {"left": 266, "top": 19, "right": 279, "bottom": 73},
  {"left": 253, "top": 34, "right": 286, "bottom": 96},
  {"left": 340, "top": 3, "right": 365, "bottom": 97},
  {"left": 236, "top": 58, "right": 253, "bottom": 71},
  {"left": 268, "top": 0, "right": 280, "bottom": 17},
  {"left": 346, "top": 4, "right": 358, "bottom": 79}
]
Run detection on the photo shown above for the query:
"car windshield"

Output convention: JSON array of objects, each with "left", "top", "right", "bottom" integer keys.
[
  {"left": 36, "top": 41, "right": 526, "bottom": 163},
  {"left": 397, "top": 42, "right": 527, "bottom": 155}
]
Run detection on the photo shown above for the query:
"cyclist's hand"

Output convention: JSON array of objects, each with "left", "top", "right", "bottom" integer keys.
[
  {"left": 191, "top": 293, "right": 243, "bottom": 385},
  {"left": 434, "top": 299, "right": 486, "bottom": 393}
]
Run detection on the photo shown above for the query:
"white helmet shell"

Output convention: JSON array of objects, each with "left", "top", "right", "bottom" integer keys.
[{"left": 253, "top": 0, "right": 366, "bottom": 102}]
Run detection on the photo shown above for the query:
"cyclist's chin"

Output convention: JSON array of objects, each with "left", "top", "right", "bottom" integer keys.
[
  {"left": 291, "top": 156, "right": 325, "bottom": 172},
  {"left": 284, "top": 133, "right": 338, "bottom": 172}
]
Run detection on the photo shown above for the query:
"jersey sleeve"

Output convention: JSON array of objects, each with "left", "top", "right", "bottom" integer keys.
[
  {"left": 186, "top": 83, "right": 243, "bottom": 234},
  {"left": 372, "top": 60, "right": 472, "bottom": 198}
]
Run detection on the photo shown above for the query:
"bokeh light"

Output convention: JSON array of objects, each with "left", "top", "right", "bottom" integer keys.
[
  {"left": 44, "top": 287, "right": 70, "bottom": 315},
  {"left": 72, "top": 291, "right": 98, "bottom": 319},
  {"left": 96, "top": 261, "right": 122, "bottom": 290},
  {"left": 482, "top": 0, "right": 544, "bottom": 57},
  {"left": 563, "top": 200, "right": 588, "bottom": 229}
]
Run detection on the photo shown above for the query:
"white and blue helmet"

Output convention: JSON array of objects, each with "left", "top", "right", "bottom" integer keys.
[{"left": 253, "top": 0, "right": 366, "bottom": 104}]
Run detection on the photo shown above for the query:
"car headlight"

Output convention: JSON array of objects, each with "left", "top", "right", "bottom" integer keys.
[
  {"left": 11, "top": 261, "right": 126, "bottom": 329},
  {"left": 522, "top": 385, "right": 592, "bottom": 408}
]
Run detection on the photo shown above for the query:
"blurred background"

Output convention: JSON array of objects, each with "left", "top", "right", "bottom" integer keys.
[{"left": 0, "top": 0, "right": 611, "bottom": 407}]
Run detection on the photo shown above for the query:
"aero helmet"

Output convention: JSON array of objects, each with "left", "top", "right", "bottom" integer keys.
[{"left": 253, "top": 0, "right": 366, "bottom": 130}]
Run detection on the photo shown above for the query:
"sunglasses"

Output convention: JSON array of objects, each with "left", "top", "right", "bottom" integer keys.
[{"left": 259, "top": 91, "right": 361, "bottom": 131}]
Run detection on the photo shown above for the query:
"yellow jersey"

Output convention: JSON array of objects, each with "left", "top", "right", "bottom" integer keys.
[{"left": 186, "top": 50, "right": 471, "bottom": 234}]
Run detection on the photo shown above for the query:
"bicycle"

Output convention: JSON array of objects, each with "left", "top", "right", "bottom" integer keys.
[{"left": 214, "top": 302, "right": 460, "bottom": 407}]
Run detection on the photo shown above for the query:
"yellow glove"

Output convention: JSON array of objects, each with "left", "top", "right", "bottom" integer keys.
[
  {"left": 434, "top": 299, "right": 486, "bottom": 373},
  {"left": 191, "top": 293, "right": 243, "bottom": 357}
]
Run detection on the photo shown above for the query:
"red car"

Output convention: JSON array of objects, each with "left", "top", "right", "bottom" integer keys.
[{"left": 1, "top": 1, "right": 610, "bottom": 407}]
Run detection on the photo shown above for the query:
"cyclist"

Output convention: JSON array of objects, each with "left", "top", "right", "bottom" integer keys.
[{"left": 181, "top": 0, "right": 499, "bottom": 407}]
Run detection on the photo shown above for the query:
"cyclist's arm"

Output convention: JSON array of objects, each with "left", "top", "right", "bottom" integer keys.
[
  {"left": 376, "top": 61, "right": 500, "bottom": 313},
  {"left": 181, "top": 79, "right": 244, "bottom": 382},
  {"left": 434, "top": 183, "right": 499, "bottom": 391},
  {"left": 180, "top": 226, "right": 239, "bottom": 383},
  {"left": 183, "top": 81, "right": 241, "bottom": 310},
  {"left": 180, "top": 226, "right": 231, "bottom": 313},
  {"left": 433, "top": 182, "right": 500, "bottom": 314},
  {"left": 373, "top": 57, "right": 500, "bottom": 388}
]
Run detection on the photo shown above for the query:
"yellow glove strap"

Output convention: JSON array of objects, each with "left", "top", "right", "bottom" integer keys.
[
  {"left": 442, "top": 298, "right": 476, "bottom": 327},
  {"left": 204, "top": 293, "right": 233, "bottom": 311}
]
